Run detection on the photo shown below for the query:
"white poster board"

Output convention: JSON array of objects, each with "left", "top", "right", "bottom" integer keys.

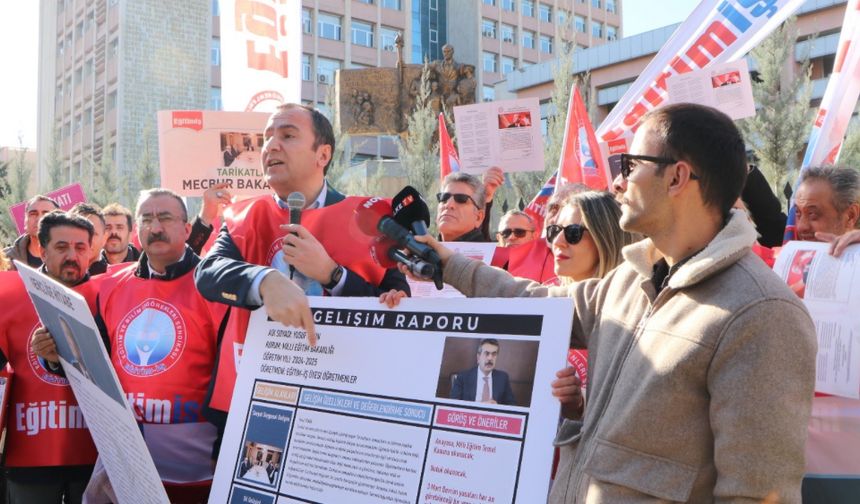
[
  {"left": 16, "top": 262, "right": 169, "bottom": 504},
  {"left": 157, "top": 110, "right": 270, "bottom": 197},
  {"left": 454, "top": 98, "right": 545, "bottom": 174},
  {"left": 210, "top": 296, "right": 573, "bottom": 503},
  {"left": 666, "top": 59, "right": 756, "bottom": 120},
  {"left": 407, "top": 243, "right": 497, "bottom": 298},
  {"left": 772, "top": 242, "right": 860, "bottom": 399}
]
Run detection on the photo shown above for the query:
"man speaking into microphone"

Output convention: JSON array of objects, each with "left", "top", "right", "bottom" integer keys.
[{"left": 195, "top": 104, "right": 409, "bottom": 423}]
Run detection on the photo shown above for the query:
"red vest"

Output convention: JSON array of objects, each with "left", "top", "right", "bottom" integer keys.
[
  {"left": 98, "top": 264, "right": 219, "bottom": 425},
  {"left": 208, "top": 195, "right": 387, "bottom": 411},
  {"left": 0, "top": 271, "right": 99, "bottom": 467},
  {"left": 493, "top": 239, "right": 559, "bottom": 285}
]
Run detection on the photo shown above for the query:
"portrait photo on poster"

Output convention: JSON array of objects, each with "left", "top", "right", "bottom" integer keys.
[
  {"left": 436, "top": 336, "right": 538, "bottom": 408},
  {"left": 30, "top": 295, "right": 127, "bottom": 407}
]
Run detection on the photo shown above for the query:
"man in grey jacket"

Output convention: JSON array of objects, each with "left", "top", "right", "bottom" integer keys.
[{"left": 408, "top": 103, "right": 817, "bottom": 502}]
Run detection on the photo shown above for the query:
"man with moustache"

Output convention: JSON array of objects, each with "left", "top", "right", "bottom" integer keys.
[
  {"left": 97, "top": 184, "right": 231, "bottom": 269},
  {"left": 449, "top": 339, "right": 516, "bottom": 405},
  {"left": 2, "top": 211, "right": 99, "bottom": 503},
  {"left": 35, "top": 189, "right": 223, "bottom": 502},
  {"left": 4, "top": 195, "right": 60, "bottom": 269}
]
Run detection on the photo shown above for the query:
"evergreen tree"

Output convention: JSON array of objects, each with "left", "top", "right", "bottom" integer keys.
[
  {"left": 45, "top": 126, "right": 66, "bottom": 191},
  {"left": 835, "top": 118, "right": 860, "bottom": 170},
  {"left": 90, "top": 142, "right": 121, "bottom": 207},
  {"left": 135, "top": 121, "right": 159, "bottom": 200},
  {"left": 0, "top": 159, "right": 14, "bottom": 246},
  {"left": 10, "top": 136, "right": 32, "bottom": 203},
  {"left": 323, "top": 86, "right": 356, "bottom": 193},
  {"left": 739, "top": 17, "right": 812, "bottom": 207}
]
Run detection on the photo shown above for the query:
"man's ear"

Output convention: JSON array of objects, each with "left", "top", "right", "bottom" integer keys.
[
  {"left": 667, "top": 161, "right": 697, "bottom": 195},
  {"left": 316, "top": 144, "right": 332, "bottom": 171},
  {"left": 844, "top": 201, "right": 860, "bottom": 229}
]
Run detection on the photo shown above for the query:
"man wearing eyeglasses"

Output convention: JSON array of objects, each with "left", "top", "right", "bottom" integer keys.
[
  {"left": 412, "top": 103, "right": 816, "bottom": 502},
  {"left": 34, "top": 189, "right": 224, "bottom": 502},
  {"left": 496, "top": 210, "right": 536, "bottom": 247},
  {"left": 437, "top": 172, "right": 491, "bottom": 242}
]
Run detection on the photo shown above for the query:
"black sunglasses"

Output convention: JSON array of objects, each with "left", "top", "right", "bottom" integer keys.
[
  {"left": 546, "top": 224, "right": 587, "bottom": 244},
  {"left": 498, "top": 228, "right": 533, "bottom": 239},
  {"left": 620, "top": 153, "right": 699, "bottom": 180},
  {"left": 437, "top": 192, "right": 479, "bottom": 208}
]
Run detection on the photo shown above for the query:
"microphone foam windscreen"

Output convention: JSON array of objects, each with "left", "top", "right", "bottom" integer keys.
[
  {"left": 286, "top": 191, "right": 306, "bottom": 210},
  {"left": 354, "top": 197, "right": 392, "bottom": 236},
  {"left": 391, "top": 186, "right": 431, "bottom": 227}
]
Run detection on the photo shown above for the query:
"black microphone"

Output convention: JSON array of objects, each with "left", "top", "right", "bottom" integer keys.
[
  {"left": 356, "top": 198, "right": 444, "bottom": 290},
  {"left": 286, "top": 192, "right": 305, "bottom": 280},
  {"left": 370, "top": 238, "right": 436, "bottom": 279},
  {"left": 391, "top": 186, "right": 432, "bottom": 236}
]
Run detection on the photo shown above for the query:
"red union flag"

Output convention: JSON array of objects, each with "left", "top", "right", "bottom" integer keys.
[
  {"left": 557, "top": 87, "right": 608, "bottom": 190},
  {"left": 220, "top": 0, "right": 302, "bottom": 112},
  {"left": 438, "top": 113, "right": 460, "bottom": 183},
  {"left": 596, "top": 0, "right": 806, "bottom": 148}
]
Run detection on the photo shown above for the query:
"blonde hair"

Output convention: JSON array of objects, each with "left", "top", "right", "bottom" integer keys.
[
  {"left": 554, "top": 190, "right": 638, "bottom": 282},
  {"left": 0, "top": 249, "right": 9, "bottom": 272}
]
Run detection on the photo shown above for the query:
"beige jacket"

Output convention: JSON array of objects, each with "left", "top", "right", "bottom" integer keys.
[{"left": 444, "top": 210, "right": 816, "bottom": 503}]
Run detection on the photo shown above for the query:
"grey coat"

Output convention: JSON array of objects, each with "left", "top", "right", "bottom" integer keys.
[{"left": 443, "top": 210, "right": 816, "bottom": 503}]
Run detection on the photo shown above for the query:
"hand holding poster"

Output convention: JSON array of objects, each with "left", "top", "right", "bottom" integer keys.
[
  {"left": 453, "top": 98, "right": 544, "bottom": 174},
  {"left": 15, "top": 262, "right": 168, "bottom": 504},
  {"left": 157, "top": 110, "right": 270, "bottom": 197},
  {"left": 210, "top": 297, "right": 573, "bottom": 503}
]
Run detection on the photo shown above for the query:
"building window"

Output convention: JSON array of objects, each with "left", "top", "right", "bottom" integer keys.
[
  {"left": 85, "top": 11, "right": 95, "bottom": 32},
  {"left": 381, "top": 26, "right": 399, "bottom": 51},
  {"left": 557, "top": 9, "right": 568, "bottom": 26},
  {"left": 63, "top": 121, "right": 71, "bottom": 139},
  {"left": 482, "top": 52, "right": 497, "bottom": 73},
  {"left": 65, "top": 77, "right": 72, "bottom": 98},
  {"left": 317, "top": 12, "right": 342, "bottom": 41},
  {"left": 356, "top": 0, "right": 373, "bottom": 3},
  {"left": 107, "top": 91, "right": 117, "bottom": 110},
  {"left": 74, "top": 114, "right": 82, "bottom": 133},
  {"left": 501, "top": 0, "right": 515, "bottom": 11},
  {"left": 606, "top": 0, "right": 616, "bottom": 13},
  {"left": 501, "top": 56, "right": 515, "bottom": 75},
  {"left": 210, "top": 39, "right": 220, "bottom": 65},
  {"left": 74, "top": 66, "right": 83, "bottom": 83},
  {"left": 575, "top": 15, "right": 586, "bottom": 33},
  {"left": 483, "top": 85, "right": 495, "bottom": 102},
  {"left": 84, "top": 107, "right": 93, "bottom": 125},
  {"left": 381, "top": 0, "right": 401, "bottom": 10},
  {"left": 109, "top": 38, "right": 119, "bottom": 58},
  {"left": 75, "top": 21, "right": 83, "bottom": 39},
  {"left": 521, "top": 0, "right": 534, "bottom": 16},
  {"left": 429, "top": 0, "right": 437, "bottom": 10},
  {"left": 592, "top": 0, "right": 601, "bottom": 8},
  {"left": 211, "top": 0, "right": 220, "bottom": 16},
  {"left": 482, "top": 0, "right": 495, "bottom": 5},
  {"left": 429, "top": 28, "right": 438, "bottom": 43},
  {"left": 592, "top": 21, "right": 602, "bottom": 38},
  {"left": 522, "top": 29, "right": 535, "bottom": 49},
  {"left": 539, "top": 34, "right": 552, "bottom": 53},
  {"left": 538, "top": 3, "right": 551, "bottom": 22},
  {"left": 302, "top": 54, "right": 312, "bottom": 81},
  {"left": 302, "top": 8, "right": 312, "bottom": 34},
  {"left": 351, "top": 20, "right": 374, "bottom": 47},
  {"left": 316, "top": 57, "right": 341, "bottom": 84},
  {"left": 501, "top": 24, "right": 515, "bottom": 44},
  {"left": 606, "top": 25, "right": 617, "bottom": 41},
  {"left": 84, "top": 58, "right": 93, "bottom": 76},
  {"left": 57, "top": 39, "right": 64, "bottom": 57},
  {"left": 482, "top": 19, "right": 496, "bottom": 39}
]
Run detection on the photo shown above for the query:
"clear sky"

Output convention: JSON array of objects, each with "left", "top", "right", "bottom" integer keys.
[{"left": 0, "top": 0, "right": 699, "bottom": 150}]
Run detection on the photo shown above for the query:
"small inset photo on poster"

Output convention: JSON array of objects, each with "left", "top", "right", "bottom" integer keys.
[
  {"left": 229, "top": 484, "right": 275, "bottom": 504},
  {"left": 497, "top": 111, "right": 532, "bottom": 129},
  {"left": 436, "top": 336, "right": 538, "bottom": 408},
  {"left": 220, "top": 132, "right": 263, "bottom": 169},
  {"left": 235, "top": 404, "right": 293, "bottom": 489},
  {"left": 711, "top": 70, "right": 742, "bottom": 88},
  {"left": 786, "top": 249, "right": 816, "bottom": 299}
]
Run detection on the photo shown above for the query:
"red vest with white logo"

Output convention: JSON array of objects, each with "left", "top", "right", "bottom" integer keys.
[
  {"left": 208, "top": 195, "right": 387, "bottom": 412},
  {"left": 0, "top": 271, "right": 98, "bottom": 467},
  {"left": 98, "top": 263, "right": 219, "bottom": 426}
]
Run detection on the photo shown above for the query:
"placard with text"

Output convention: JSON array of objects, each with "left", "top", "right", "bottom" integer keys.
[{"left": 210, "top": 297, "right": 573, "bottom": 503}]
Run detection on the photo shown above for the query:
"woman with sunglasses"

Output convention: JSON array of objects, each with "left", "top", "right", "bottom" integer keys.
[{"left": 546, "top": 190, "right": 637, "bottom": 283}]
